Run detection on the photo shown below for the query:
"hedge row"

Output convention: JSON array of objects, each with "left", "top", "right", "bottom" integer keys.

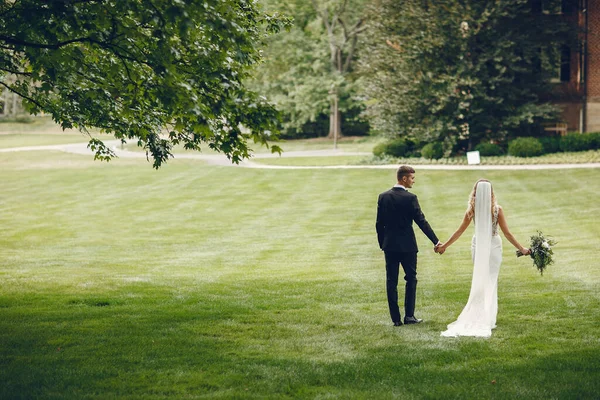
[
  {"left": 374, "top": 132, "right": 600, "bottom": 159},
  {"left": 507, "top": 132, "right": 600, "bottom": 157},
  {"left": 373, "top": 138, "right": 423, "bottom": 158}
]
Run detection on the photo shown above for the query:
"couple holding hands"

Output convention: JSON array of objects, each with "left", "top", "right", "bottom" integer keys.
[{"left": 376, "top": 165, "right": 531, "bottom": 338}]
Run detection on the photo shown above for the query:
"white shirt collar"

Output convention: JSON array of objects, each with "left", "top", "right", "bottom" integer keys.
[{"left": 393, "top": 184, "right": 406, "bottom": 190}]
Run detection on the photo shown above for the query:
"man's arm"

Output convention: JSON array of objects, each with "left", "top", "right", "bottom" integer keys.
[
  {"left": 411, "top": 196, "right": 439, "bottom": 245},
  {"left": 375, "top": 195, "right": 385, "bottom": 249}
]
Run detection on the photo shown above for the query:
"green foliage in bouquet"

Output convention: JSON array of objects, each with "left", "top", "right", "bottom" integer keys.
[{"left": 517, "top": 231, "right": 556, "bottom": 275}]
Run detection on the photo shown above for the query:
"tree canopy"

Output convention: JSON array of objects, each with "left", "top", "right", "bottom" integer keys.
[
  {"left": 361, "top": 0, "right": 576, "bottom": 153},
  {"left": 249, "top": 0, "right": 369, "bottom": 139},
  {"left": 0, "top": 0, "right": 290, "bottom": 167}
]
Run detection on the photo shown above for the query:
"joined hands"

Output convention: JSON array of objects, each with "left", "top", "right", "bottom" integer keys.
[{"left": 434, "top": 242, "right": 446, "bottom": 255}]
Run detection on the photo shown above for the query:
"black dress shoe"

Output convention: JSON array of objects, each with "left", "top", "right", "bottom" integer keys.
[
  {"left": 403, "top": 316, "right": 423, "bottom": 325},
  {"left": 393, "top": 321, "right": 403, "bottom": 327}
]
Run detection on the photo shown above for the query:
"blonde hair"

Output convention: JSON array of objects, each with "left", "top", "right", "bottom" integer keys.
[{"left": 466, "top": 179, "right": 497, "bottom": 219}]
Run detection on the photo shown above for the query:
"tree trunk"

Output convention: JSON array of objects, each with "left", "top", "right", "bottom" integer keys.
[
  {"left": 12, "top": 91, "right": 18, "bottom": 115},
  {"left": 327, "top": 93, "right": 342, "bottom": 139},
  {"left": 313, "top": 1, "right": 364, "bottom": 141}
]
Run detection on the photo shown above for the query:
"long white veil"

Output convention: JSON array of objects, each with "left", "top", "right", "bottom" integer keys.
[
  {"left": 469, "top": 181, "right": 493, "bottom": 321},
  {"left": 442, "top": 181, "right": 496, "bottom": 337}
]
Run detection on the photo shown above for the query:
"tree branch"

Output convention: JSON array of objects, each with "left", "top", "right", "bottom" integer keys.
[
  {"left": 337, "top": 17, "right": 349, "bottom": 42},
  {"left": 348, "top": 18, "right": 366, "bottom": 37},
  {"left": 0, "top": 43, "right": 18, "bottom": 50},
  {"left": 0, "top": 33, "right": 150, "bottom": 70},
  {"left": 338, "top": 0, "right": 349, "bottom": 17},
  {"left": 335, "top": 16, "right": 366, "bottom": 73},
  {"left": 0, "top": 35, "right": 95, "bottom": 50},
  {"left": 342, "top": 34, "right": 358, "bottom": 73},
  {"left": 325, "top": 7, "right": 334, "bottom": 33},
  {"left": 146, "top": 0, "right": 167, "bottom": 27},
  {"left": 310, "top": 0, "right": 330, "bottom": 31},
  {"left": 0, "top": 66, "right": 32, "bottom": 76},
  {"left": 0, "top": 80, "right": 44, "bottom": 110}
]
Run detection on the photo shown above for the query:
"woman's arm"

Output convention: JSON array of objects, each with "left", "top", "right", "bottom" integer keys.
[
  {"left": 437, "top": 212, "right": 472, "bottom": 254},
  {"left": 497, "top": 206, "right": 530, "bottom": 255}
]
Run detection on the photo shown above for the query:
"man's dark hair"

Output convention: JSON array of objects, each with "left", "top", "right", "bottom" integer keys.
[{"left": 397, "top": 165, "right": 415, "bottom": 181}]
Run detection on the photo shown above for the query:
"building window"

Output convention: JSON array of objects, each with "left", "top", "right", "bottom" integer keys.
[
  {"left": 579, "top": 41, "right": 586, "bottom": 84},
  {"left": 545, "top": 45, "right": 570, "bottom": 83},
  {"left": 560, "top": 45, "right": 571, "bottom": 82}
]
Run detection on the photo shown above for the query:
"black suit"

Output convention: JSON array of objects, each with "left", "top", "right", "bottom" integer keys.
[{"left": 376, "top": 187, "right": 438, "bottom": 323}]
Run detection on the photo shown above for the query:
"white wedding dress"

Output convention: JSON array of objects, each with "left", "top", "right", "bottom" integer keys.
[{"left": 441, "top": 182, "right": 502, "bottom": 338}]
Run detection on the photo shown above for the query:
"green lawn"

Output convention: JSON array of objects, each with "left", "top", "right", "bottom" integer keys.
[
  {"left": 252, "top": 155, "right": 370, "bottom": 166},
  {"left": 0, "top": 150, "right": 599, "bottom": 399},
  {"left": 0, "top": 133, "right": 94, "bottom": 148},
  {"left": 257, "top": 136, "right": 378, "bottom": 153},
  {"left": 0, "top": 117, "right": 98, "bottom": 148},
  {"left": 0, "top": 116, "right": 59, "bottom": 134}
]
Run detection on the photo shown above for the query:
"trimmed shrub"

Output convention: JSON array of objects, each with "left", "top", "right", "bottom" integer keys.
[
  {"left": 373, "top": 138, "right": 412, "bottom": 157},
  {"left": 404, "top": 138, "right": 424, "bottom": 158},
  {"left": 508, "top": 137, "right": 544, "bottom": 157},
  {"left": 421, "top": 142, "right": 444, "bottom": 159},
  {"left": 474, "top": 142, "right": 503, "bottom": 156},
  {"left": 560, "top": 133, "right": 590, "bottom": 152},
  {"left": 584, "top": 132, "right": 600, "bottom": 150},
  {"left": 539, "top": 136, "right": 561, "bottom": 154},
  {"left": 372, "top": 142, "right": 388, "bottom": 157}
]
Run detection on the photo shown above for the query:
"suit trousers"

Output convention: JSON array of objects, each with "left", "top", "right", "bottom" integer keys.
[{"left": 384, "top": 251, "right": 418, "bottom": 322}]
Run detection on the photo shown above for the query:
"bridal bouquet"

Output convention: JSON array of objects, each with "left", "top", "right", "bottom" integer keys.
[{"left": 516, "top": 231, "right": 556, "bottom": 275}]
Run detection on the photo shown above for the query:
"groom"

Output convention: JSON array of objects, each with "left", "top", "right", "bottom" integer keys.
[{"left": 376, "top": 165, "right": 440, "bottom": 326}]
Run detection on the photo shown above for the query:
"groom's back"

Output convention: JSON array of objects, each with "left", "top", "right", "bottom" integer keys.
[{"left": 376, "top": 188, "right": 419, "bottom": 252}]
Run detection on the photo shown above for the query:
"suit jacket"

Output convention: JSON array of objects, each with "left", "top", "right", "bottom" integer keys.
[{"left": 376, "top": 187, "right": 438, "bottom": 252}]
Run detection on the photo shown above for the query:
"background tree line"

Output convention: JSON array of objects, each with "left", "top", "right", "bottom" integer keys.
[
  {"left": 1, "top": 0, "right": 579, "bottom": 165},
  {"left": 252, "top": 0, "right": 577, "bottom": 154},
  {"left": 249, "top": 0, "right": 369, "bottom": 139}
]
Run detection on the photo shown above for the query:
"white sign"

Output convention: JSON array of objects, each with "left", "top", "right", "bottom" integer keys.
[{"left": 467, "top": 150, "right": 481, "bottom": 165}]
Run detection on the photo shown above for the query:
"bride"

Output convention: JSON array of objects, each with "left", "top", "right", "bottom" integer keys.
[{"left": 436, "top": 179, "right": 530, "bottom": 338}]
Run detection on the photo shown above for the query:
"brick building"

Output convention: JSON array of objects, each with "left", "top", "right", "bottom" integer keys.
[
  {"left": 550, "top": 0, "right": 600, "bottom": 132},
  {"left": 584, "top": 0, "right": 600, "bottom": 131}
]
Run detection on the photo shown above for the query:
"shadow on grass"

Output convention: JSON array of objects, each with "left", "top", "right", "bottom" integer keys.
[{"left": 1, "top": 278, "right": 598, "bottom": 399}]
